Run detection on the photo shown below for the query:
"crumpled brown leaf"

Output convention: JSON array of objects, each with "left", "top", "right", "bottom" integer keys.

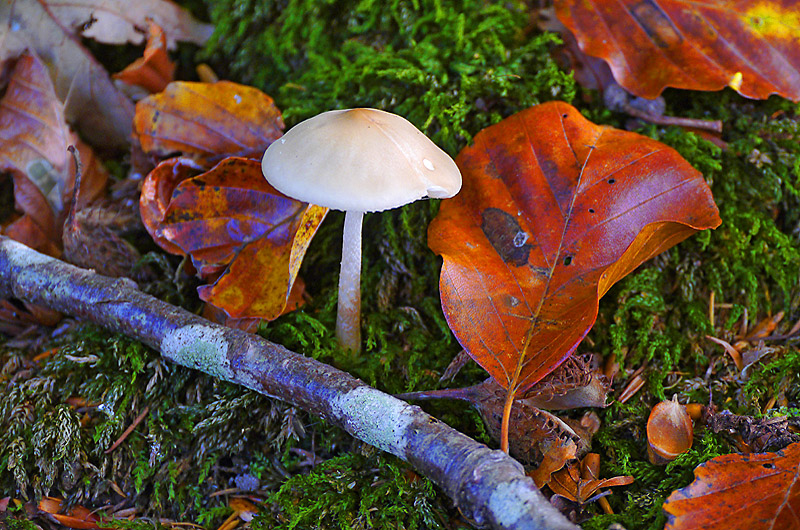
[
  {"left": 0, "top": 0, "right": 212, "bottom": 149},
  {"left": 0, "top": 51, "right": 107, "bottom": 255},
  {"left": 663, "top": 442, "right": 800, "bottom": 530},
  {"left": 143, "top": 157, "right": 326, "bottom": 321},
  {"left": 133, "top": 81, "right": 285, "bottom": 166},
  {"left": 113, "top": 21, "right": 176, "bottom": 95},
  {"left": 44, "top": 0, "right": 213, "bottom": 49}
]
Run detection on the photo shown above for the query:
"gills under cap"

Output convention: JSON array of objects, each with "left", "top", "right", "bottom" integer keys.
[{"left": 261, "top": 108, "right": 462, "bottom": 212}]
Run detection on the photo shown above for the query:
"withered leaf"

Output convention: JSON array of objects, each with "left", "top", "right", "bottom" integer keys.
[
  {"left": 1, "top": 1, "right": 134, "bottom": 149},
  {"left": 147, "top": 157, "right": 327, "bottom": 320},
  {"left": 663, "top": 442, "right": 800, "bottom": 530},
  {"left": 45, "top": 0, "right": 213, "bottom": 49},
  {"left": 0, "top": 52, "right": 107, "bottom": 254},
  {"left": 554, "top": 0, "right": 800, "bottom": 101},
  {"left": 396, "top": 354, "right": 607, "bottom": 464},
  {"left": 429, "top": 101, "right": 721, "bottom": 402},
  {"left": 133, "top": 81, "right": 285, "bottom": 167},
  {"left": 113, "top": 21, "right": 176, "bottom": 94}
]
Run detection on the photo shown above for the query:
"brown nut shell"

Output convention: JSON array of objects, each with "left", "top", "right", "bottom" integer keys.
[{"left": 646, "top": 395, "right": 694, "bottom": 465}]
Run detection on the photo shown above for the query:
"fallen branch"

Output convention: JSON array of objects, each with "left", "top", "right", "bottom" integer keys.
[{"left": 0, "top": 236, "right": 576, "bottom": 530}]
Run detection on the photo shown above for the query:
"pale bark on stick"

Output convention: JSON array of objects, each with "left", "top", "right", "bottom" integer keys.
[{"left": 0, "top": 236, "right": 577, "bottom": 530}]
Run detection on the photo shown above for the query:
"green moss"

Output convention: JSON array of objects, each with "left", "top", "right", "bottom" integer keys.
[
  {"left": 0, "top": 326, "right": 323, "bottom": 521},
  {"left": 203, "top": 0, "right": 575, "bottom": 154},
  {"left": 252, "top": 452, "right": 448, "bottom": 530},
  {"left": 4, "top": 0, "right": 799, "bottom": 526},
  {"left": 581, "top": 95, "right": 800, "bottom": 529}
]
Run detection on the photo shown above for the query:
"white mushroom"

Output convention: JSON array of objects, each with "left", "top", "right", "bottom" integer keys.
[{"left": 261, "top": 108, "right": 462, "bottom": 353}]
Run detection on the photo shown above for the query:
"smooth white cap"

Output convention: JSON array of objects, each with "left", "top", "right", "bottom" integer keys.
[{"left": 261, "top": 108, "right": 462, "bottom": 212}]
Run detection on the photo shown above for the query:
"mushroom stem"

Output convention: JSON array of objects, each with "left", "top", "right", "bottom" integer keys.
[{"left": 336, "top": 210, "right": 363, "bottom": 352}]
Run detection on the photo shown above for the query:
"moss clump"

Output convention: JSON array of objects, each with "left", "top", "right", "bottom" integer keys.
[
  {"left": 252, "top": 452, "right": 447, "bottom": 530},
  {"left": 0, "top": 326, "right": 331, "bottom": 522},
  {"left": 579, "top": 94, "right": 800, "bottom": 529},
  {"left": 203, "top": 0, "right": 575, "bottom": 154}
]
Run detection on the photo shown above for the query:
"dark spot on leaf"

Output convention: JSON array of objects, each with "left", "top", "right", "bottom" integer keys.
[
  {"left": 481, "top": 207, "right": 532, "bottom": 267},
  {"left": 629, "top": 0, "right": 682, "bottom": 48},
  {"left": 608, "top": 178, "right": 616, "bottom": 184},
  {"left": 762, "top": 463, "right": 775, "bottom": 469},
  {"left": 563, "top": 256, "right": 573, "bottom": 266},
  {"left": 588, "top": 208, "right": 595, "bottom": 213}
]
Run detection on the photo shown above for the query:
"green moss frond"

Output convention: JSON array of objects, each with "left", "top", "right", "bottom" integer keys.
[{"left": 204, "top": 0, "right": 575, "bottom": 154}]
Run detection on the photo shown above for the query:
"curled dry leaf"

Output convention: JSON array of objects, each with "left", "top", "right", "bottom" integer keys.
[
  {"left": 0, "top": 51, "right": 107, "bottom": 255},
  {"left": 143, "top": 157, "right": 327, "bottom": 321},
  {"left": 139, "top": 157, "right": 201, "bottom": 255},
  {"left": 429, "top": 101, "right": 721, "bottom": 441},
  {"left": 113, "top": 21, "right": 175, "bottom": 94},
  {"left": 0, "top": 1, "right": 134, "bottom": 149},
  {"left": 548, "top": 452, "right": 634, "bottom": 507},
  {"left": 704, "top": 408, "right": 799, "bottom": 454},
  {"left": 43, "top": 0, "right": 213, "bottom": 49},
  {"left": 663, "top": 442, "right": 800, "bottom": 530},
  {"left": 554, "top": 0, "right": 800, "bottom": 102},
  {"left": 133, "top": 81, "right": 285, "bottom": 167},
  {"left": 647, "top": 395, "right": 694, "bottom": 465},
  {"left": 38, "top": 496, "right": 100, "bottom": 530}
]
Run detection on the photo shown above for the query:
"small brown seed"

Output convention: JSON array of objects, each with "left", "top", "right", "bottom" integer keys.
[{"left": 647, "top": 395, "right": 694, "bottom": 465}]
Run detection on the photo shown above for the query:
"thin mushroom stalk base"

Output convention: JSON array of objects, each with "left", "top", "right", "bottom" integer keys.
[
  {"left": 336, "top": 209, "right": 363, "bottom": 353},
  {"left": 0, "top": 235, "right": 577, "bottom": 530}
]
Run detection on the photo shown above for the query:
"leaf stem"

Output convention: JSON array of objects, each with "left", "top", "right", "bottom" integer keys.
[{"left": 501, "top": 387, "right": 515, "bottom": 453}]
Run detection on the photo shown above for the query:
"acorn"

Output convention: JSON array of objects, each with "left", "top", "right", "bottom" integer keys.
[{"left": 646, "top": 395, "right": 694, "bottom": 465}]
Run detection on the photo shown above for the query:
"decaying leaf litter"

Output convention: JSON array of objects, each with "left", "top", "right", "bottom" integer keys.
[{"left": 1, "top": 0, "right": 799, "bottom": 529}]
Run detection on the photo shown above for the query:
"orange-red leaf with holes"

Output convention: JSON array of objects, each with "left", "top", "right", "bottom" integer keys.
[
  {"left": 429, "top": 101, "right": 720, "bottom": 397},
  {"left": 554, "top": 0, "right": 800, "bottom": 101},
  {"left": 133, "top": 81, "right": 284, "bottom": 167},
  {"left": 0, "top": 52, "right": 107, "bottom": 254},
  {"left": 152, "top": 157, "right": 326, "bottom": 320},
  {"left": 113, "top": 21, "right": 175, "bottom": 94},
  {"left": 663, "top": 442, "right": 800, "bottom": 530}
]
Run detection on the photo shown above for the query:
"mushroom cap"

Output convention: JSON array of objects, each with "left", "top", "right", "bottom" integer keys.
[{"left": 261, "top": 108, "right": 462, "bottom": 212}]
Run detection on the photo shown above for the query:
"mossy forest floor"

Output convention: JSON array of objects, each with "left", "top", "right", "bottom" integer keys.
[{"left": 1, "top": 1, "right": 799, "bottom": 529}]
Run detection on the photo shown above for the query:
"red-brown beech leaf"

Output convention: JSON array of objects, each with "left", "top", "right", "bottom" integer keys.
[
  {"left": 139, "top": 157, "right": 201, "bottom": 255},
  {"left": 153, "top": 157, "right": 327, "bottom": 320},
  {"left": 429, "top": 101, "right": 721, "bottom": 401},
  {"left": 0, "top": 51, "right": 107, "bottom": 255},
  {"left": 113, "top": 21, "right": 175, "bottom": 94},
  {"left": 133, "top": 81, "right": 285, "bottom": 167},
  {"left": 663, "top": 442, "right": 800, "bottom": 530},
  {"left": 554, "top": 0, "right": 800, "bottom": 102}
]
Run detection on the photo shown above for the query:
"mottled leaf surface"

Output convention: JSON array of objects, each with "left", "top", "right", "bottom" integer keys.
[
  {"left": 0, "top": 52, "right": 107, "bottom": 254},
  {"left": 664, "top": 442, "right": 800, "bottom": 530},
  {"left": 133, "top": 81, "right": 285, "bottom": 166},
  {"left": 555, "top": 0, "right": 800, "bottom": 101},
  {"left": 429, "top": 101, "right": 720, "bottom": 395},
  {"left": 152, "top": 157, "right": 326, "bottom": 320}
]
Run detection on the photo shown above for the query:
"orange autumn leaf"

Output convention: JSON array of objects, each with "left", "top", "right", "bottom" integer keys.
[
  {"left": 554, "top": 0, "right": 800, "bottom": 101},
  {"left": 38, "top": 496, "right": 100, "bottom": 529},
  {"left": 663, "top": 442, "right": 800, "bottom": 530},
  {"left": 113, "top": 21, "right": 175, "bottom": 94},
  {"left": 133, "top": 81, "right": 285, "bottom": 166},
  {"left": 153, "top": 157, "right": 327, "bottom": 320},
  {"left": 139, "top": 157, "right": 203, "bottom": 256},
  {"left": 547, "top": 453, "right": 634, "bottom": 505},
  {"left": 0, "top": 51, "right": 107, "bottom": 255},
  {"left": 429, "top": 101, "right": 720, "bottom": 402}
]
